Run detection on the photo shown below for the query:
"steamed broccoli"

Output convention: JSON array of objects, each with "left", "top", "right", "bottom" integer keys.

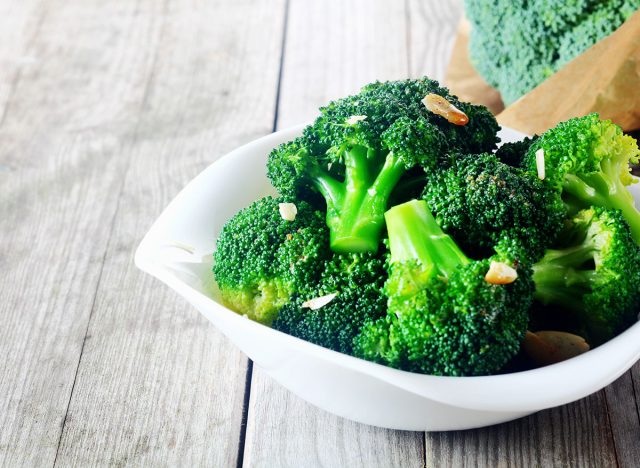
[
  {"left": 465, "top": 0, "right": 640, "bottom": 104},
  {"left": 268, "top": 77, "right": 499, "bottom": 254},
  {"left": 273, "top": 252, "right": 387, "bottom": 353},
  {"left": 523, "top": 114, "right": 640, "bottom": 243},
  {"left": 213, "top": 197, "right": 330, "bottom": 325},
  {"left": 495, "top": 136, "right": 538, "bottom": 168},
  {"left": 423, "top": 152, "right": 564, "bottom": 261},
  {"left": 354, "top": 200, "right": 533, "bottom": 376},
  {"left": 532, "top": 207, "right": 640, "bottom": 345}
]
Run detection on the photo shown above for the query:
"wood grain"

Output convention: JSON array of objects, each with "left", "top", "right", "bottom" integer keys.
[
  {"left": 243, "top": 367, "right": 424, "bottom": 468},
  {"left": 52, "top": 0, "right": 287, "bottom": 466},
  {"left": 406, "top": 0, "right": 462, "bottom": 81},
  {"left": 605, "top": 363, "right": 640, "bottom": 468},
  {"left": 0, "top": 0, "right": 168, "bottom": 465},
  {"left": 425, "top": 390, "right": 618, "bottom": 467}
]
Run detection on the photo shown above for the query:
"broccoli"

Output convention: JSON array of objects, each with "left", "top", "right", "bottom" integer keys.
[
  {"left": 464, "top": 0, "right": 640, "bottom": 104},
  {"left": 268, "top": 77, "right": 499, "bottom": 254},
  {"left": 532, "top": 207, "right": 640, "bottom": 345},
  {"left": 423, "top": 152, "right": 564, "bottom": 261},
  {"left": 213, "top": 196, "right": 330, "bottom": 325},
  {"left": 495, "top": 136, "right": 538, "bottom": 168},
  {"left": 273, "top": 252, "right": 387, "bottom": 353},
  {"left": 523, "top": 114, "right": 640, "bottom": 243},
  {"left": 353, "top": 200, "right": 533, "bottom": 376}
]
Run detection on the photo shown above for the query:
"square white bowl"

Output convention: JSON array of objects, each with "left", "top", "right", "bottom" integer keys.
[{"left": 135, "top": 125, "right": 640, "bottom": 431}]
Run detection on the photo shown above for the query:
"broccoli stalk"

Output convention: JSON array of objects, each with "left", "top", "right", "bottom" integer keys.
[
  {"left": 268, "top": 77, "right": 500, "bottom": 254},
  {"left": 385, "top": 199, "right": 469, "bottom": 287},
  {"left": 525, "top": 114, "right": 640, "bottom": 244},
  {"left": 532, "top": 207, "right": 640, "bottom": 345},
  {"left": 321, "top": 142, "right": 411, "bottom": 253},
  {"left": 562, "top": 161, "right": 640, "bottom": 242},
  {"left": 354, "top": 199, "right": 532, "bottom": 376}
]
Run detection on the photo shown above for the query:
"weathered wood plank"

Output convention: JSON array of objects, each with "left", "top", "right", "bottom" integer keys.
[
  {"left": 406, "top": 0, "right": 462, "bottom": 81},
  {"left": 243, "top": 367, "right": 424, "bottom": 468},
  {"left": 242, "top": 1, "right": 425, "bottom": 466},
  {"left": 53, "top": 0, "right": 287, "bottom": 466},
  {"left": 275, "top": 0, "right": 411, "bottom": 130},
  {"left": 0, "top": 1, "right": 43, "bottom": 121},
  {"left": 0, "top": 1, "right": 167, "bottom": 465},
  {"left": 605, "top": 364, "right": 640, "bottom": 468},
  {"left": 425, "top": 391, "right": 617, "bottom": 468}
]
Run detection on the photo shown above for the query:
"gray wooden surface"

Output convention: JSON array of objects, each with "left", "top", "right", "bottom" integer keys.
[{"left": 0, "top": 0, "right": 638, "bottom": 466}]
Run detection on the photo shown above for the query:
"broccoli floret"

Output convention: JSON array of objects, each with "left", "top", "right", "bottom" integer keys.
[
  {"left": 213, "top": 196, "right": 330, "bottom": 325},
  {"left": 268, "top": 77, "right": 499, "bottom": 254},
  {"left": 273, "top": 252, "right": 387, "bottom": 353},
  {"left": 524, "top": 114, "right": 640, "bottom": 243},
  {"left": 423, "top": 152, "right": 564, "bottom": 261},
  {"left": 465, "top": 0, "right": 640, "bottom": 104},
  {"left": 532, "top": 207, "right": 640, "bottom": 345},
  {"left": 354, "top": 200, "right": 533, "bottom": 376},
  {"left": 495, "top": 136, "right": 538, "bottom": 168}
]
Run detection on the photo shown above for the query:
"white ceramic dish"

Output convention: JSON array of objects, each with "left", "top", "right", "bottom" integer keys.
[{"left": 135, "top": 124, "right": 640, "bottom": 431}]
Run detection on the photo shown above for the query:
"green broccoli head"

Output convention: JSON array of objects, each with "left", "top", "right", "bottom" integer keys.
[
  {"left": 423, "top": 152, "right": 565, "bottom": 262},
  {"left": 495, "top": 136, "right": 538, "bottom": 168},
  {"left": 267, "top": 77, "right": 499, "bottom": 254},
  {"left": 464, "top": 0, "right": 639, "bottom": 104},
  {"left": 354, "top": 200, "right": 533, "bottom": 376},
  {"left": 213, "top": 196, "right": 330, "bottom": 325},
  {"left": 273, "top": 252, "right": 387, "bottom": 354},
  {"left": 532, "top": 207, "right": 640, "bottom": 345},
  {"left": 524, "top": 114, "right": 640, "bottom": 243}
]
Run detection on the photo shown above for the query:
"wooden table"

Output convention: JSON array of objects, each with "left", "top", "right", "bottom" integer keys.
[{"left": 2, "top": 1, "right": 639, "bottom": 466}]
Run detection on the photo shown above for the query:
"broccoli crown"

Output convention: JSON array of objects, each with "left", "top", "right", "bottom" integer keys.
[
  {"left": 532, "top": 207, "right": 640, "bottom": 345},
  {"left": 423, "top": 152, "right": 564, "bottom": 261},
  {"left": 213, "top": 196, "right": 330, "bottom": 325},
  {"left": 353, "top": 200, "right": 532, "bottom": 376},
  {"left": 272, "top": 252, "right": 387, "bottom": 354},
  {"left": 495, "top": 136, "right": 538, "bottom": 168},
  {"left": 464, "top": 0, "right": 640, "bottom": 104},
  {"left": 524, "top": 114, "right": 640, "bottom": 243},
  {"left": 267, "top": 77, "right": 499, "bottom": 254}
]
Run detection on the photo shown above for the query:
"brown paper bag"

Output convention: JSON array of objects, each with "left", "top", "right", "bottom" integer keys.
[{"left": 445, "top": 10, "right": 640, "bottom": 134}]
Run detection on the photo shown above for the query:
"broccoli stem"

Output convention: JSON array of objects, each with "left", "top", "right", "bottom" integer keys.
[
  {"left": 327, "top": 146, "right": 407, "bottom": 253},
  {"left": 531, "top": 235, "right": 597, "bottom": 311},
  {"left": 562, "top": 168, "right": 640, "bottom": 244},
  {"left": 385, "top": 200, "right": 469, "bottom": 279}
]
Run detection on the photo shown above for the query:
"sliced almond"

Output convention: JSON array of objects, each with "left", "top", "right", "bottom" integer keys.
[
  {"left": 278, "top": 202, "right": 297, "bottom": 221},
  {"left": 345, "top": 115, "right": 367, "bottom": 125},
  {"left": 523, "top": 330, "right": 590, "bottom": 367},
  {"left": 535, "top": 148, "right": 545, "bottom": 180},
  {"left": 484, "top": 261, "right": 518, "bottom": 284},
  {"left": 302, "top": 292, "right": 337, "bottom": 310},
  {"left": 422, "top": 94, "right": 469, "bottom": 126}
]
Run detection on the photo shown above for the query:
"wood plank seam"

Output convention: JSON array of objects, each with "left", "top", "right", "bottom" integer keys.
[
  {"left": 237, "top": 1, "right": 291, "bottom": 465},
  {"left": 602, "top": 390, "right": 622, "bottom": 467},
  {"left": 50, "top": 0, "right": 172, "bottom": 463}
]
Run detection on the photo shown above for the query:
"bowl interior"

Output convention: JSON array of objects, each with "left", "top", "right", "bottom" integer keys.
[{"left": 135, "top": 124, "right": 640, "bottom": 414}]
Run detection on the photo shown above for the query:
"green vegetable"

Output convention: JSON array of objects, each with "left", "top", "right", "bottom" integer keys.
[
  {"left": 423, "top": 152, "right": 564, "bottom": 261},
  {"left": 213, "top": 196, "right": 330, "bottom": 325},
  {"left": 523, "top": 114, "right": 640, "bottom": 243},
  {"left": 354, "top": 200, "right": 533, "bottom": 376},
  {"left": 532, "top": 207, "right": 640, "bottom": 345},
  {"left": 267, "top": 77, "right": 499, "bottom": 254},
  {"left": 273, "top": 252, "right": 387, "bottom": 353},
  {"left": 465, "top": 0, "right": 640, "bottom": 104}
]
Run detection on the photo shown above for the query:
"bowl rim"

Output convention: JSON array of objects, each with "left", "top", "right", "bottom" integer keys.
[{"left": 135, "top": 123, "right": 640, "bottom": 413}]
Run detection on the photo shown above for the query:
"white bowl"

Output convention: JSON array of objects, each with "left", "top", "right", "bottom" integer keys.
[{"left": 135, "top": 124, "right": 640, "bottom": 431}]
